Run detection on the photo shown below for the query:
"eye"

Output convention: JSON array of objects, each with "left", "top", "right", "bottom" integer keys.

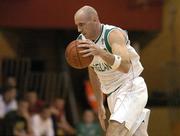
[{"left": 79, "top": 23, "right": 84, "bottom": 27}]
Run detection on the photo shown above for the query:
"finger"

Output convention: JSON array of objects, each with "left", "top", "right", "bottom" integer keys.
[
  {"left": 82, "top": 52, "right": 93, "bottom": 57},
  {"left": 79, "top": 49, "right": 91, "bottom": 54},
  {"left": 86, "top": 39, "right": 94, "bottom": 44},
  {"left": 77, "top": 40, "right": 90, "bottom": 44},
  {"left": 78, "top": 44, "right": 91, "bottom": 48}
]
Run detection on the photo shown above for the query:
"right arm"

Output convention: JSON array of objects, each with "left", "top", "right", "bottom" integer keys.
[
  {"left": 88, "top": 67, "right": 106, "bottom": 131},
  {"left": 88, "top": 67, "right": 103, "bottom": 106}
]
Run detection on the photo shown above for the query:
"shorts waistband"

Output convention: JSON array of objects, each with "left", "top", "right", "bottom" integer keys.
[
  {"left": 107, "top": 85, "right": 121, "bottom": 97},
  {"left": 106, "top": 76, "right": 139, "bottom": 97}
]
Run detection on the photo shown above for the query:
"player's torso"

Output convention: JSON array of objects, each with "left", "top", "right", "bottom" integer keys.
[
  {"left": 90, "top": 24, "right": 132, "bottom": 93},
  {"left": 78, "top": 24, "right": 144, "bottom": 94},
  {"left": 90, "top": 24, "right": 114, "bottom": 72}
]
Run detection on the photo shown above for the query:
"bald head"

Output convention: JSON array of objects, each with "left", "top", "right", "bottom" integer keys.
[
  {"left": 75, "top": 5, "right": 99, "bottom": 21},
  {"left": 74, "top": 5, "right": 101, "bottom": 40}
]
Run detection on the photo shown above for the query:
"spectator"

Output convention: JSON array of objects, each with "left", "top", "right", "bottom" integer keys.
[
  {"left": 31, "top": 103, "right": 54, "bottom": 136},
  {"left": 76, "top": 109, "right": 102, "bottom": 136},
  {"left": 51, "top": 98, "right": 76, "bottom": 136},
  {"left": 25, "top": 90, "right": 44, "bottom": 115},
  {"left": 2, "top": 99, "right": 33, "bottom": 136},
  {"left": 0, "top": 76, "right": 17, "bottom": 94},
  {"left": 5, "top": 76, "right": 17, "bottom": 88},
  {"left": 0, "top": 86, "right": 17, "bottom": 118}
]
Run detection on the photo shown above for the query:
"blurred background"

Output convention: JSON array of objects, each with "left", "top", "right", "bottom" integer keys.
[{"left": 0, "top": 0, "right": 179, "bottom": 136}]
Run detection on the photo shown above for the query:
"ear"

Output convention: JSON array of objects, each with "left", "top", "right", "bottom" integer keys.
[{"left": 93, "top": 16, "right": 98, "bottom": 22}]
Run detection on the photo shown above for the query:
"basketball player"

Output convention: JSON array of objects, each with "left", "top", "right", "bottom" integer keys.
[{"left": 74, "top": 6, "right": 150, "bottom": 136}]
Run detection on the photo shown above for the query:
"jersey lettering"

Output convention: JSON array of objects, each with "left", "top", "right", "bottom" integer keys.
[{"left": 92, "top": 62, "right": 112, "bottom": 72}]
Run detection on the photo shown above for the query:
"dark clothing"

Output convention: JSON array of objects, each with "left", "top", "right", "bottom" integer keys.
[{"left": 2, "top": 111, "right": 28, "bottom": 136}]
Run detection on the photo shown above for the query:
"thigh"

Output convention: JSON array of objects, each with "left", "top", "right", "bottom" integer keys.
[
  {"left": 133, "top": 122, "right": 148, "bottom": 136},
  {"left": 106, "top": 120, "right": 129, "bottom": 136}
]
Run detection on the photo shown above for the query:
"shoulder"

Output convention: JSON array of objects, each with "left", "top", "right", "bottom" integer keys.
[
  {"left": 104, "top": 25, "right": 126, "bottom": 41},
  {"left": 109, "top": 29, "right": 124, "bottom": 38},
  {"left": 108, "top": 29, "right": 126, "bottom": 45},
  {"left": 31, "top": 114, "right": 40, "bottom": 120}
]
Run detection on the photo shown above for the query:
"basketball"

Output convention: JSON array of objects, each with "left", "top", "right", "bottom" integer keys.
[{"left": 65, "top": 40, "right": 93, "bottom": 69}]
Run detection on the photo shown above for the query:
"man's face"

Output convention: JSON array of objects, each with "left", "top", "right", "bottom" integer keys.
[
  {"left": 18, "top": 101, "right": 29, "bottom": 113},
  {"left": 7, "top": 77, "right": 17, "bottom": 87},
  {"left": 83, "top": 110, "right": 95, "bottom": 124},
  {"left": 74, "top": 13, "right": 96, "bottom": 40},
  {"left": 41, "top": 108, "right": 51, "bottom": 120},
  {"left": 54, "top": 99, "right": 65, "bottom": 110},
  {"left": 26, "top": 92, "right": 37, "bottom": 105},
  {"left": 4, "top": 88, "right": 17, "bottom": 102}
]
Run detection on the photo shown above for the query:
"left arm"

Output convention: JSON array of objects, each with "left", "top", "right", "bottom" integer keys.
[
  {"left": 108, "top": 29, "right": 131, "bottom": 73},
  {"left": 78, "top": 29, "right": 131, "bottom": 73}
]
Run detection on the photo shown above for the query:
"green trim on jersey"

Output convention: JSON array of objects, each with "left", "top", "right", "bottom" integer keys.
[
  {"left": 104, "top": 28, "right": 115, "bottom": 53},
  {"left": 77, "top": 34, "right": 82, "bottom": 40},
  {"left": 94, "top": 25, "right": 104, "bottom": 43},
  {"left": 104, "top": 28, "right": 128, "bottom": 53}
]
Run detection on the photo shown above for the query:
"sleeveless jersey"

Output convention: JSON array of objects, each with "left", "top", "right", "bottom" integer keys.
[{"left": 77, "top": 24, "right": 143, "bottom": 94}]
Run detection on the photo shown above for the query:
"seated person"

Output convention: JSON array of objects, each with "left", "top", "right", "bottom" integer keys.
[
  {"left": 24, "top": 90, "right": 44, "bottom": 115},
  {"left": 31, "top": 103, "right": 54, "bottom": 136},
  {"left": 0, "top": 76, "right": 17, "bottom": 94},
  {"left": 76, "top": 109, "right": 102, "bottom": 136},
  {"left": 2, "top": 99, "right": 33, "bottom": 136},
  {"left": 51, "top": 98, "right": 76, "bottom": 136},
  {"left": 0, "top": 86, "right": 17, "bottom": 118},
  {"left": 4, "top": 76, "right": 17, "bottom": 88}
]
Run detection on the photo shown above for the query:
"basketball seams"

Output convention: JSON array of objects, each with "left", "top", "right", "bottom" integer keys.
[
  {"left": 70, "top": 45, "right": 81, "bottom": 69},
  {"left": 75, "top": 41, "right": 83, "bottom": 68},
  {"left": 65, "top": 40, "right": 93, "bottom": 69},
  {"left": 65, "top": 41, "right": 78, "bottom": 68},
  {"left": 65, "top": 41, "right": 75, "bottom": 59}
]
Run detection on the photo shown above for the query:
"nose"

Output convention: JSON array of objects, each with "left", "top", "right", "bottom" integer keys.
[{"left": 78, "top": 26, "right": 82, "bottom": 33}]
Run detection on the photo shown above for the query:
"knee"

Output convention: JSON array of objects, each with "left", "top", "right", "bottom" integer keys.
[
  {"left": 106, "top": 121, "right": 128, "bottom": 136},
  {"left": 106, "top": 121, "right": 118, "bottom": 136},
  {"left": 106, "top": 129, "right": 112, "bottom": 136},
  {"left": 133, "top": 124, "right": 148, "bottom": 136}
]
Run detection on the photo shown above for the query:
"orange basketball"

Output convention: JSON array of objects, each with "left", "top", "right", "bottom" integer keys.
[{"left": 65, "top": 40, "right": 93, "bottom": 69}]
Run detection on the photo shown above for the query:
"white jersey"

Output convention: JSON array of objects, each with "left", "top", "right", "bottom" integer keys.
[{"left": 78, "top": 24, "right": 143, "bottom": 94}]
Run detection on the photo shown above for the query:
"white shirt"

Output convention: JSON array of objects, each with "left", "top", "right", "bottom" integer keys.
[
  {"left": 31, "top": 114, "right": 54, "bottom": 136},
  {"left": 0, "top": 95, "right": 17, "bottom": 118}
]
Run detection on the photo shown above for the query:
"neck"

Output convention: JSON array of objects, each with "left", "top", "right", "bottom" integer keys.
[{"left": 92, "top": 23, "right": 102, "bottom": 41}]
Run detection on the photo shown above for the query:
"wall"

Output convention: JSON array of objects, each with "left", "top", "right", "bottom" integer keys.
[
  {"left": 0, "top": 32, "right": 17, "bottom": 58},
  {"left": 0, "top": 0, "right": 162, "bottom": 30},
  {"left": 141, "top": 0, "right": 180, "bottom": 91}
]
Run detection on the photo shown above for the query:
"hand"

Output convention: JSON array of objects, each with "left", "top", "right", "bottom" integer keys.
[
  {"left": 98, "top": 104, "right": 106, "bottom": 131},
  {"left": 21, "top": 111, "right": 30, "bottom": 120},
  {"left": 77, "top": 40, "right": 103, "bottom": 57},
  {"left": 50, "top": 107, "right": 59, "bottom": 115}
]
